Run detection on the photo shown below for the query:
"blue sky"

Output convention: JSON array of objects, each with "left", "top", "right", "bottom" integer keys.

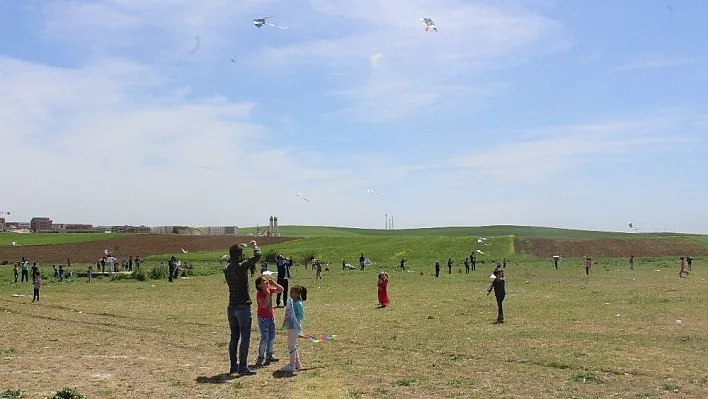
[{"left": 1, "top": 0, "right": 706, "bottom": 233}]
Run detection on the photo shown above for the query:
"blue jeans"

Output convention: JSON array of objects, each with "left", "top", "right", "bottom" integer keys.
[
  {"left": 257, "top": 317, "right": 276, "bottom": 360},
  {"left": 227, "top": 304, "right": 252, "bottom": 373}
]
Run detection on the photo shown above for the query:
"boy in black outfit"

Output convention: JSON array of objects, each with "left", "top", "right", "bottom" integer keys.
[{"left": 487, "top": 270, "right": 506, "bottom": 323}]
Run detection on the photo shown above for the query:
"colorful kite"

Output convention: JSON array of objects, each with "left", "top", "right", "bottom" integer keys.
[
  {"left": 302, "top": 334, "right": 336, "bottom": 343},
  {"left": 419, "top": 17, "right": 438, "bottom": 32},
  {"left": 253, "top": 16, "right": 288, "bottom": 30}
]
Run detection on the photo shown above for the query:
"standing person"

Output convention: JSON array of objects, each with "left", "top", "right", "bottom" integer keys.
[
  {"left": 168, "top": 256, "right": 176, "bottom": 282},
  {"left": 13, "top": 263, "right": 19, "bottom": 283},
  {"left": 553, "top": 256, "right": 560, "bottom": 270},
  {"left": 447, "top": 258, "right": 453, "bottom": 274},
  {"left": 377, "top": 272, "right": 389, "bottom": 308},
  {"left": 87, "top": 265, "right": 93, "bottom": 283},
  {"left": 135, "top": 256, "right": 141, "bottom": 271},
  {"left": 53, "top": 265, "right": 59, "bottom": 280},
  {"left": 464, "top": 258, "right": 470, "bottom": 274},
  {"left": 315, "top": 261, "right": 322, "bottom": 279},
  {"left": 225, "top": 241, "right": 261, "bottom": 376},
  {"left": 471, "top": 254, "right": 476, "bottom": 271},
  {"left": 629, "top": 255, "right": 635, "bottom": 271},
  {"left": 359, "top": 254, "right": 366, "bottom": 271},
  {"left": 584, "top": 257, "right": 592, "bottom": 276},
  {"left": 128, "top": 256, "right": 133, "bottom": 272},
  {"left": 281, "top": 285, "right": 307, "bottom": 373},
  {"left": 58, "top": 265, "right": 64, "bottom": 281},
  {"left": 686, "top": 256, "right": 692, "bottom": 272},
  {"left": 100, "top": 257, "right": 106, "bottom": 273},
  {"left": 503, "top": 258, "right": 507, "bottom": 269},
  {"left": 20, "top": 258, "right": 29, "bottom": 282},
  {"left": 254, "top": 276, "right": 283, "bottom": 367},
  {"left": 400, "top": 258, "right": 407, "bottom": 271},
  {"left": 32, "top": 272, "right": 41, "bottom": 303},
  {"left": 487, "top": 270, "right": 505, "bottom": 323},
  {"left": 678, "top": 256, "right": 689, "bottom": 278},
  {"left": 275, "top": 255, "right": 291, "bottom": 308},
  {"left": 342, "top": 259, "right": 346, "bottom": 270},
  {"left": 435, "top": 261, "right": 440, "bottom": 278}
]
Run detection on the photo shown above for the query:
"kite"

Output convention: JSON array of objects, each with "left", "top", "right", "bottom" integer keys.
[
  {"left": 302, "top": 334, "right": 336, "bottom": 343},
  {"left": 190, "top": 36, "right": 200, "bottom": 55},
  {"left": 104, "top": 249, "right": 110, "bottom": 256},
  {"left": 628, "top": 222, "right": 638, "bottom": 231},
  {"left": 476, "top": 249, "right": 485, "bottom": 255},
  {"left": 419, "top": 17, "right": 438, "bottom": 32},
  {"left": 296, "top": 192, "right": 310, "bottom": 202},
  {"left": 11, "top": 242, "right": 17, "bottom": 246},
  {"left": 181, "top": 248, "right": 188, "bottom": 254},
  {"left": 262, "top": 270, "right": 277, "bottom": 276},
  {"left": 477, "top": 237, "right": 487, "bottom": 244},
  {"left": 253, "top": 16, "right": 288, "bottom": 30},
  {"left": 367, "top": 189, "right": 379, "bottom": 195}
]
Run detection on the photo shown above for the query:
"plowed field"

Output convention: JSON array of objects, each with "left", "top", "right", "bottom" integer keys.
[
  {"left": 0, "top": 235, "right": 295, "bottom": 263},
  {"left": 515, "top": 237, "right": 708, "bottom": 258}
]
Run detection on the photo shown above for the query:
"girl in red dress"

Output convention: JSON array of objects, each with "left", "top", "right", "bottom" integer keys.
[{"left": 377, "top": 272, "right": 389, "bottom": 308}]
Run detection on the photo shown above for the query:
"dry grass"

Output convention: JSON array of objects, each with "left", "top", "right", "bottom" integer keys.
[{"left": 1, "top": 259, "right": 707, "bottom": 398}]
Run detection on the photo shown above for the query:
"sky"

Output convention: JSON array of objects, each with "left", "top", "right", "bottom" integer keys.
[{"left": 1, "top": 0, "right": 707, "bottom": 233}]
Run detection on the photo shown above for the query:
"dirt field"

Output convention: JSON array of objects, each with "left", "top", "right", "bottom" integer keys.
[
  {"left": 0, "top": 235, "right": 295, "bottom": 263},
  {"left": 515, "top": 237, "right": 708, "bottom": 258}
]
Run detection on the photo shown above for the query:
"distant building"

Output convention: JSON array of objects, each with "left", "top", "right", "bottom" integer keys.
[
  {"left": 6, "top": 222, "right": 31, "bottom": 230},
  {"left": 150, "top": 226, "right": 175, "bottom": 234},
  {"left": 201, "top": 226, "right": 238, "bottom": 236},
  {"left": 30, "top": 217, "right": 53, "bottom": 232},
  {"left": 53, "top": 223, "right": 94, "bottom": 233},
  {"left": 111, "top": 225, "right": 151, "bottom": 233}
]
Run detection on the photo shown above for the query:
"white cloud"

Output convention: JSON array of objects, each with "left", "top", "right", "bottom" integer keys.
[
  {"left": 614, "top": 53, "right": 705, "bottom": 72},
  {"left": 258, "top": 0, "right": 570, "bottom": 121},
  {"left": 452, "top": 117, "right": 705, "bottom": 182}
]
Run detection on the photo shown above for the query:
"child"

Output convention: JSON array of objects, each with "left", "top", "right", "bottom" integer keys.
[
  {"left": 255, "top": 276, "right": 283, "bottom": 367},
  {"left": 678, "top": 256, "right": 689, "bottom": 278},
  {"left": 584, "top": 257, "right": 592, "bottom": 275},
  {"left": 282, "top": 285, "right": 307, "bottom": 373},
  {"left": 32, "top": 272, "right": 41, "bottom": 302},
  {"left": 88, "top": 265, "right": 93, "bottom": 283},
  {"left": 377, "top": 272, "right": 389, "bottom": 308},
  {"left": 13, "top": 263, "right": 19, "bottom": 283},
  {"left": 629, "top": 255, "right": 634, "bottom": 271},
  {"left": 487, "top": 270, "right": 505, "bottom": 323},
  {"left": 315, "top": 261, "right": 322, "bottom": 279}
]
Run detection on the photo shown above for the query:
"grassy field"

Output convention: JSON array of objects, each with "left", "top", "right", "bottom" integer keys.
[
  {"left": 236, "top": 225, "right": 661, "bottom": 239},
  {"left": 1, "top": 253, "right": 706, "bottom": 399},
  {"left": 0, "top": 233, "right": 130, "bottom": 247},
  {"left": 156, "top": 236, "right": 516, "bottom": 267}
]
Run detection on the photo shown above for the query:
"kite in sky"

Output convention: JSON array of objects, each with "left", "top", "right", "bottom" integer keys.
[
  {"left": 296, "top": 192, "right": 310, "bottom": 202},
  {"left": 190, "top": 36, "right": 200, "bottom": 55},
  {"left": 367, "top": 189, "right": 379, "bottom": 195},
  {"left": 253, "top": 17, "right": 288, "bottom": 30},
  {"left": 419, "top": 17, "right": 438, "bottom": 32},
  {"left": 628, "top": 222, "right": 638, "bottom": 231}
]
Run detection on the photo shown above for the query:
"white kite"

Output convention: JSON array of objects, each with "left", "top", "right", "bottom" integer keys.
[
  {"left": 262, "top": 270, "right": 277, "bottom": 276},
  {"left": 253, "top": 17, "right": 288, "bottom": 30},
  {"left": 296, "top": 192, "right": 310, "bottom": 201},
  {"left": 104, "top": 249, "right": 110, "bottom": 256},
  {"left": 419, "top": 17, "right": 438, "bottom": 32},
  {"left": 476, "top": 249, "right": 485, "bottom": 255},
  {"left": 628, "top": 222, "right": 638, "bottom": 231},
  {"left": 367, "top": 189, "right": 379, "bottom": 195},
  {"left": 11, "top": 242, "right": 17, "bottom": 247},
  {"left": 181, "top": 248, "right": 188, "bottom": 254},
  {"left": 477, "top": 237, "right": 487, "bottom": 244}
]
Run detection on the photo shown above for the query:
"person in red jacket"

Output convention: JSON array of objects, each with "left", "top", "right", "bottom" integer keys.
[{"left": 377, "top": 272, "right": 389, "bottom": 308}]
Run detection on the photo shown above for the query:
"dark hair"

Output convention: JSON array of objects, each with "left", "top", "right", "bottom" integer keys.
[
  {"left": 292, "top": 285, "right": 307, "bottom": 301},
  {"left": 254, "top": 276, "right": 264, "bottom": 289},
  {"left": 229, "top": 244, "right": 243, "bottom": 262}
]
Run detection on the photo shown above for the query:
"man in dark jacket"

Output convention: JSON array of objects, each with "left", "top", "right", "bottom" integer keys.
[
  {"left": 275, "top": 255, "right": 291, "bottom": 307},
  {"left": 225, "top": 241, "right": 261, "bottom": 376},
  {"left": 487, "top": 269, "right": 506, "bottom": 323}
]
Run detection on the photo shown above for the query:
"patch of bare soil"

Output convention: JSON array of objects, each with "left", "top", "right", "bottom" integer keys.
[
  {"left": 515, "top": 237, "right": 708, "bottom": 258},
  {"left": 0, "top": 235, "right": 295, "bottom": 263}
]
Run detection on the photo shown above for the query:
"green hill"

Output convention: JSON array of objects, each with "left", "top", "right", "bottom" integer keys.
[{"left": 238, "top": 224, "right": 666, "bottom": 239}]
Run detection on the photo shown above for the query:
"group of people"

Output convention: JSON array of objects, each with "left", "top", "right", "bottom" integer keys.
[
  {"left": 432, "top": 254, "right": 495, "bottom": 277},
  {"left": 224, "top": 241, "right": 307, "bottom": 376},
  {"left": 580, "top": 255, "right": 695, "bottom": 278}
]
